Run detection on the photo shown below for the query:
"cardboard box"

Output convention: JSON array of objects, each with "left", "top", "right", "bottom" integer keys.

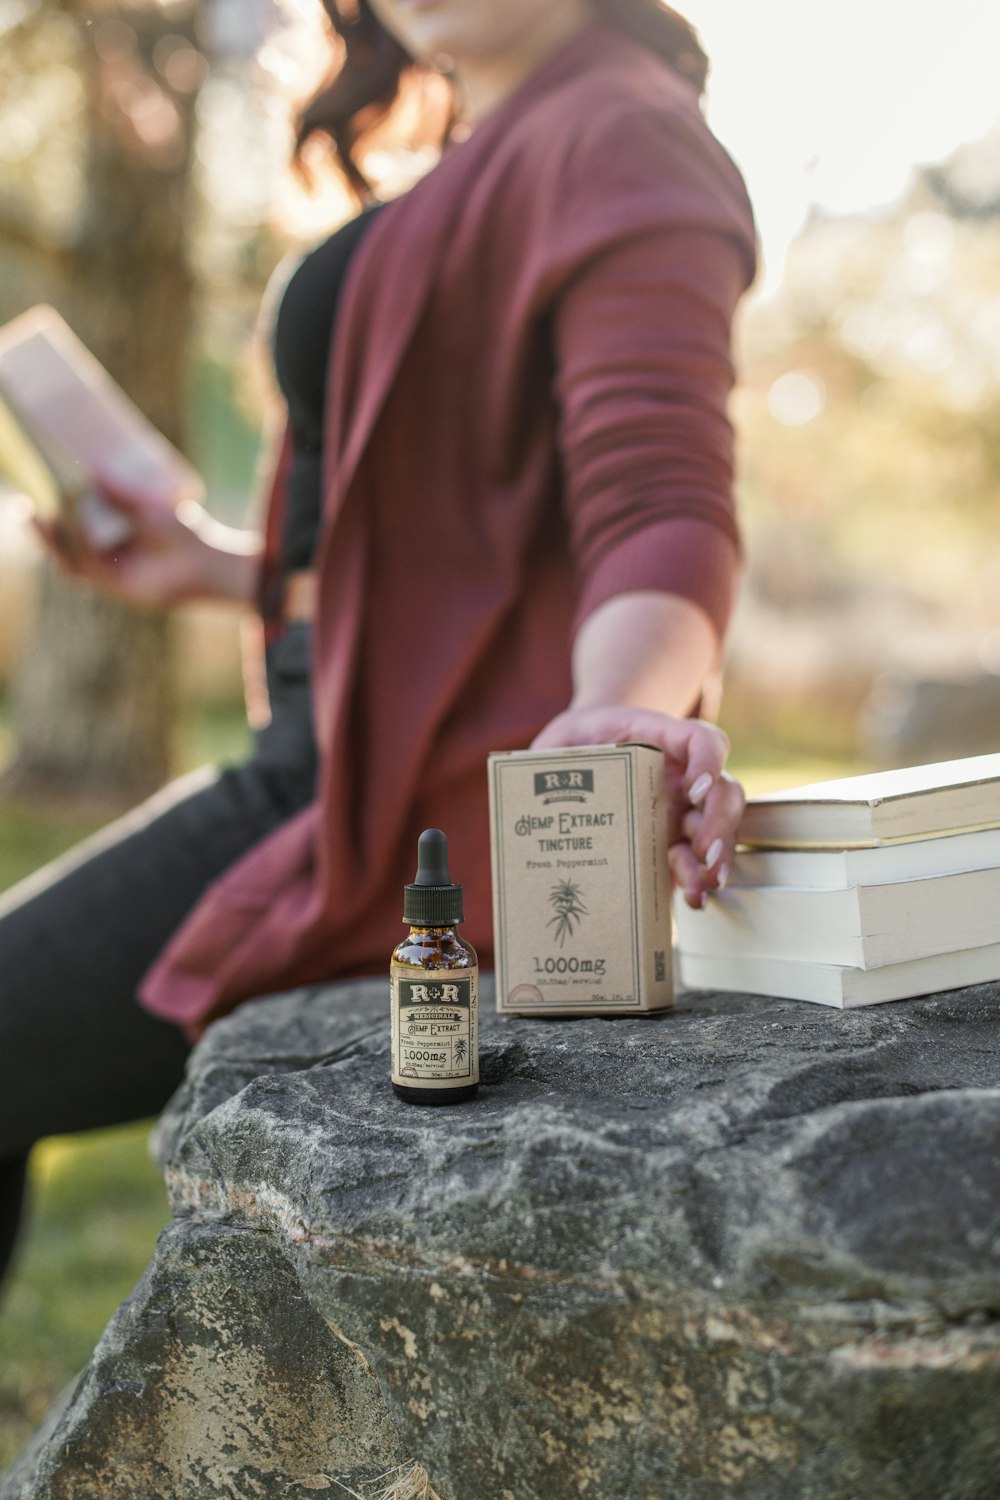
[{"left": 488, "top": 743, "right": 672, "bottom": 1015}]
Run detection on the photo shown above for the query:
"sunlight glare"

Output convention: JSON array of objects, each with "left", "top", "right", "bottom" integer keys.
[
  {"left": 681, "top": 0, "right": 1000, "bottom": 292},
  {"left": 767, "top": 371, "right": 826, "bottom": 426}
]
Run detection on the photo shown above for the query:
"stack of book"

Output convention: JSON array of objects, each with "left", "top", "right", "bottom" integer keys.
[{"left": 675, "top": 753, "right": 1000, "bottom": 1007}]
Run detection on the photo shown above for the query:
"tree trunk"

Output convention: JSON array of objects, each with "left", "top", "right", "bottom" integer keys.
[{"left": 5, "top": 0, "right": 203, "bottom": 805}]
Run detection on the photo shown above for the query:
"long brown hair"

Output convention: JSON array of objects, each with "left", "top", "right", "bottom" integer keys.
[{"left": 296, "top": 1, "right": 709, "bottom": 198}]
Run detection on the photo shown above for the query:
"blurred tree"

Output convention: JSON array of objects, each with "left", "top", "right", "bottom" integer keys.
[
  {"left": 720, "top": 139, "right": 1000, "bottom": 767},
  {"left": 0, "top": 0, "right": 207, "bottom": 803}
]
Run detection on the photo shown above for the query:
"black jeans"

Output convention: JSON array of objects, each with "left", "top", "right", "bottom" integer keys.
[{"left": 0, "top": 623, "right": 318, "bottom": 1283}]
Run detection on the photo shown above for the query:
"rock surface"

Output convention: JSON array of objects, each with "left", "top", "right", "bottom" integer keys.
[
  {"left": 5, "top": 976, "right": 1000, "bottom": 1499},
  {"left": 3, "top": 1219, "right": 406, "bottom": 1500}
]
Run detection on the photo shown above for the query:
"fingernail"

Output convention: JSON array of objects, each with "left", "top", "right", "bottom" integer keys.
[
  {"left": 705, "top": 838, "right": 724, "bottom": 870},
  {"left": 716, "top": 862, "right": 729, "bottom": 890},
  {"left": 688, "top": 888, "right": 706, "bottom": 910},
  {"left": 689, "top": 772, "right": 713, "bottom": 805}
]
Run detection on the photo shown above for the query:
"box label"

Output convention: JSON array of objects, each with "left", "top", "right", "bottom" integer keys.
[
  {"left": 533, "top": 768, "right": 595, "bottom": 799},
  {"left": 493, "top": 751, "right": 642, "bottom": 1008}
]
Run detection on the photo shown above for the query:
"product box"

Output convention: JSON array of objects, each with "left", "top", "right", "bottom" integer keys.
[{"left": 488, "top": 743, "right": 672, "bottom": 1015}]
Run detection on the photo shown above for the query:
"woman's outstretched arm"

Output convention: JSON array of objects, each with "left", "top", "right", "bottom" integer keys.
[
  {"left": 535, "top": 97, "right": 757, "bottom": 911},
  {"left": 532, "top": 589, "right": 744, "bottom": 911}
]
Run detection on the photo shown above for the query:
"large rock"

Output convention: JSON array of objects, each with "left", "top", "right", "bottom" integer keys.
[{"left": 5, "top": 976, "right": 1000, "bottom": 1499}]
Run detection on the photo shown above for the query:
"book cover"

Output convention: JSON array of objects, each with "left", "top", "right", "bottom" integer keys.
[
  {"left": 738, "top": 753, "right": 1000, "bottom": 849},
  {"left": 0, "top": 305, "right": 201, "bottom": 545}
]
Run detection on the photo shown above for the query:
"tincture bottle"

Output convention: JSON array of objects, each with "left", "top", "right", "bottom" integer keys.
[{"left": 391, "top": 828, "right": 479, "bottom": 1105}]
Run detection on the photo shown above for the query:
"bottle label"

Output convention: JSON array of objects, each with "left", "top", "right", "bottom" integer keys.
[{"left": 391, "top": 967, "right": 479, "bottom": 1089}]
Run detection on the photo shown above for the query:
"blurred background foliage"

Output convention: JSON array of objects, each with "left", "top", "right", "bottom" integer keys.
[
  {"left": 729, "top": 149, "right": 1000, "bottom": 777},
  {"left": 2, "top": 0, "right": 1000, "bottom": 1469}
]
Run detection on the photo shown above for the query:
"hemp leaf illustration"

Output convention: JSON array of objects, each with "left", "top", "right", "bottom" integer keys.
[
  {"left": 547, "top": 879, "right": 588, "bottom": 947},
  {"left": 454, "top": 1037, "right": 468, "bottom": 1066}
]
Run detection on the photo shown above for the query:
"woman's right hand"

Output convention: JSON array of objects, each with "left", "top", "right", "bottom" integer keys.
[{"left": 30, "top": 480, "right": 263, "bottom": 611}]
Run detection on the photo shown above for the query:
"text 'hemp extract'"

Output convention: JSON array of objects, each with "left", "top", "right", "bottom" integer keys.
[{"left": 390, "top": 828, "right": 479, "bottom": 1105}]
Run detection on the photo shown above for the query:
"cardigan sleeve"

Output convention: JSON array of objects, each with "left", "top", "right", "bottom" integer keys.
[{"left": 549, "top": 105, "right": 756, "bottom": 645}]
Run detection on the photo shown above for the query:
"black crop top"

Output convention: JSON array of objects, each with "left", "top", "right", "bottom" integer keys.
[{"left": 272, "top": 202, "right": 384, "bottom": 569}]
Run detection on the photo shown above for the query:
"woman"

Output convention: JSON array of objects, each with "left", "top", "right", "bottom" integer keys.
[{"left": 1, "top": 0, "right": 754, "bottom": 1277}]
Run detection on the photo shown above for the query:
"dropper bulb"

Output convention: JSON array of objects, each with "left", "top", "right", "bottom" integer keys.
[
  {"left": 414, "top": 828, "right": 451, "bottom": 886},
  {"left": 403, "top": 828, "right": 464, "bottom": 925}
]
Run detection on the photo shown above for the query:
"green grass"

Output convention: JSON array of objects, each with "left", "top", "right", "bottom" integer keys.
[
  {"left": 174, "top": 699, "right": 253, "bottom": 775},
  {"left": 0, "top": 802, "right": 111, "bottom": 889}
]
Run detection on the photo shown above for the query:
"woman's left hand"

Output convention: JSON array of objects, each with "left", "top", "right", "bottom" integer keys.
[{"left": 531, "top": 706, "right": 744, "bottom": 910}]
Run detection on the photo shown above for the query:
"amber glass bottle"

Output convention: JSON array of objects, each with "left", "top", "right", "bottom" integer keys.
[{"left": 390, "top": 829, "right": 479, "bottom": 1105}]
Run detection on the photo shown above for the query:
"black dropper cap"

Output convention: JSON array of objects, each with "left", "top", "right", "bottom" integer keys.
[{"left": 403, "top": 828, "right": 464, "bottom": 927}]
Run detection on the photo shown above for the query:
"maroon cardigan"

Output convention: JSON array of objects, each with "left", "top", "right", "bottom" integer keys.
[{"left": 140, "top": 20, "right": 756, "bottom": 1032}]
